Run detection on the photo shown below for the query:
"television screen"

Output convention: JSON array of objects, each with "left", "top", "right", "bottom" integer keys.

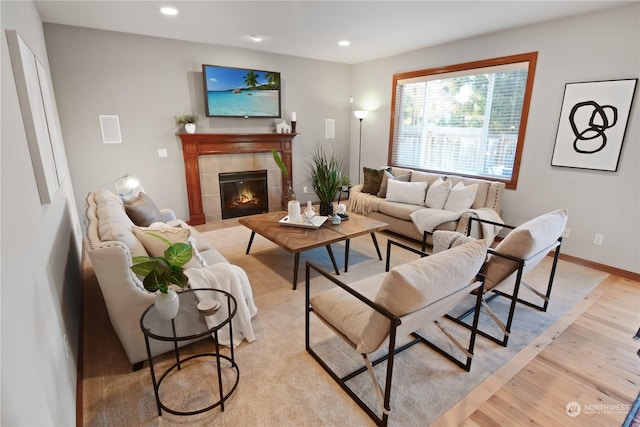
[{"left": 202, "top": 64, "right": 281, "bottom": 118}]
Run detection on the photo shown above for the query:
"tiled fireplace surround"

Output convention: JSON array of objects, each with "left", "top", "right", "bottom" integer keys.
[
  {"left": 200, "top": 153, "right": 282, "bottom": 222},
  {"left": 178, "top": 133, "right": 296, "bottom": 224}
]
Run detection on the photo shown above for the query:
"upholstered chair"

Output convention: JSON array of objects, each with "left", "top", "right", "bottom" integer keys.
[
  {"left": 305, "top": 239, "right": 488, "bottom": 427},
  {"left": 433, "top": 208, "right": 568, "bottom": 346}
]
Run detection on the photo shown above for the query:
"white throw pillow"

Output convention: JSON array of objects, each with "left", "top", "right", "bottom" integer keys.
[
  {"left": 132, "top": 225, "right": 206, "bottom": 269},
  {"left": 385, "top": 180, "right": 428, "bottom": 205},
  {"left": 444, "top": 182, "right": 478, "bottom": 212},
  {"left": 425, "top": 178, "right": 451, "bottom": 209}
]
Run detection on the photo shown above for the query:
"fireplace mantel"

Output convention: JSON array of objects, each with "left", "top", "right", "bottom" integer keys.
[{"left": 178, "top": 132, "right": 297, "bottom": 225}]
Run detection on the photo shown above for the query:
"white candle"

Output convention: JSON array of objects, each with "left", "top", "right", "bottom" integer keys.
[
  {"left": 291, "top": 112, "right": 297, "bottom": 122},
  {"left": 307, "top": 200, "right": 312, "bottom": 212}
]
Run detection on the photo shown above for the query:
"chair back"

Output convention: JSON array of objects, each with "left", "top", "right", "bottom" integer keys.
[
  {"left": 357, "top": 239, "right": 488, "bottom": 353},
  {"left": 484, "top": 209, "right": 568, "bottom": 290}
]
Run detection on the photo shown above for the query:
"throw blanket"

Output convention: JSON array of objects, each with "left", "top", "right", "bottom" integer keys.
[
  {"left": 349, "top": 190, "right": 377, "bottom": 216},
  {"left": 411, "top": 207, "right": 504, "bottom": 244},
  {"left": 432, "top": 230, "right": 477, "bottom": 253},
  {"left": 185, "top": 264, "right": 257, "bottom": 347}
]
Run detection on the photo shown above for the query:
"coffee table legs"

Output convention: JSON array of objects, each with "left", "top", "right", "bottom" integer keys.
[
  {"left": 344, "top": 233, "right": 383, "bottom": 273},
  {"left": 245, "top": 231, "right": 256, "bottom": 254},
  {"left": 293, "top": 245, "right": 339, "bottom": 290}
]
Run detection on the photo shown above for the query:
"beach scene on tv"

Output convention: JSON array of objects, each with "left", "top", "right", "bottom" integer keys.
[{"left": 204, "top": 65, "right": 280, "bottom": 117}]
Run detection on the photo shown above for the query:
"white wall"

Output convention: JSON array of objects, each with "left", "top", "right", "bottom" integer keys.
[
  {"left": 350, "top": 4, "right": 639, "bottom": 274},
  {"left": 42, "top": 24, "right": 352, "bottom": 221},
  {"left": 1, "top": 1, "right": 83, "bottom": 426}
]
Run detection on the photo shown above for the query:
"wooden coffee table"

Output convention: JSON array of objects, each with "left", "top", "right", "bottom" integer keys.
[{"left": 238, "top": 211, "right": 388, "bottom": 289}]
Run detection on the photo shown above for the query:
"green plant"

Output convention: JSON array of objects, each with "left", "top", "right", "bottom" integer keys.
[
  {"left": 174, "top": 114, "right": 200, "bottom": 126},
  {"left": 306, "top": 147, "right": 350, "bottom": 205},
  {"left": 130, "top": 233, "right": 193, "bottom": 293},
  {"left": 271, "top": 149, "right": 288, "bottom": 180}
]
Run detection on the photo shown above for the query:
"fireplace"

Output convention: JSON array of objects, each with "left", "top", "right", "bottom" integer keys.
[{"left": 219, "top": 170, "right": 268, "bottom": 219}]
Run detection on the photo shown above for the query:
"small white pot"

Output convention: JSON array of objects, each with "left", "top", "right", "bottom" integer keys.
[
  {"left": 155, "top": 289, "right": 180, "bottom": 320},
  {"left": 184, "top": 123, "right": 196, "bottom": 134}
]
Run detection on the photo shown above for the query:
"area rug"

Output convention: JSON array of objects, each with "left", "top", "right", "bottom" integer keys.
[
  {"left": 82, "top": 226, "right": 608, "bottom": 426},
  {"left": 623, "top": 392, "right": 640, "bottom": 427}
]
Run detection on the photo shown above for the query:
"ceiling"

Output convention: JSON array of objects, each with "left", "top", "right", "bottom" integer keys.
[{"left": 35, "top": 1, "right": 633, "bottom": 64}]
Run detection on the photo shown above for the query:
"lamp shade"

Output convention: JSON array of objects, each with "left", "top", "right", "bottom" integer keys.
[
  {"left": 115, "top": 174, "right": 144, "bottom": 201},
  {"left": 354, "top": 110, "right": 369, "bottom": 120}
]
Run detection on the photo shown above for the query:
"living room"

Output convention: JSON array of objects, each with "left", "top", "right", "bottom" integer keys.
[{"left": 2, "top": 1, "right": 638, "bottom": 426}]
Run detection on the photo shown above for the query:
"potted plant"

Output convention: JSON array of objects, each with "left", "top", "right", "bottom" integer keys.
[
  {"left": 175, "top": 113, "right": 200, "bottom": 134},
  {"left": 306, "top": 147, "right": 350, "bottom": 216},
  {"left": 130, "top": 233, "right": 193, "bottom": 319}
]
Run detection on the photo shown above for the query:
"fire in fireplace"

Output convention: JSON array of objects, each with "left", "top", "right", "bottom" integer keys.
[{"left": 219, "top": 170, "right": 268, "bottom": 219}]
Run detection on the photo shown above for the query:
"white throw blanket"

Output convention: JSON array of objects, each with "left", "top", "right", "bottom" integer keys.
[
  {"left": 349, "top": 190, "right": 377, "bottom": 216},
  {"left": 411, "top": 207, "right": 504, "bottom": 244},
  {"left": 432, "top": 230, "right": 477, "bottom": 253},
  {"left": 185, "top": 264, "right": 257, "bottom": 347}
]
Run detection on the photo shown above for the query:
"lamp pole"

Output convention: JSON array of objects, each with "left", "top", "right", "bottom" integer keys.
[{"left": 354, "top": 110, "right": 369, "bottom": 184}]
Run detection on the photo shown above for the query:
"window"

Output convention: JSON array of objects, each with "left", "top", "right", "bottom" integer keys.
[{"left": 389, "top": 52, "right": 537, "bottom": 189}]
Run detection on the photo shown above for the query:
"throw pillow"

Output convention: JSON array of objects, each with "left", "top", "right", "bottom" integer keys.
[
  {"left": 444, "top": 182, "right": 478, "bottom": 212},
  {"left": 425, "top": 178, "right": 452, "bottom": 209},
  {"left": 385, "top": 180, "right": 428, "bottom": 205},
  {"left": 132, "top": 225, "right": 206, "bottom": 269},
  {"left": 357, "top": 239, "right": 488, "bottom": 353},
  {"left": 124, "top": 192, "right": 163, "bottom": 227},
  {"left": 377, "top": 171, "right": 411, "bottom": 198},
  {"left": 362, "top": 167, "right": 390, "bottom": 194}
]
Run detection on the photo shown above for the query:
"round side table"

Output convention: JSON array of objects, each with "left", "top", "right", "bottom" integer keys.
[{"left": 140, "top": 288, "right": 238, "bottom": 416}]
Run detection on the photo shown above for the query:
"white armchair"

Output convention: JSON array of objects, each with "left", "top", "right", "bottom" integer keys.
[{"left": 305, "top": 239, "right": 487, "bottom": 426}]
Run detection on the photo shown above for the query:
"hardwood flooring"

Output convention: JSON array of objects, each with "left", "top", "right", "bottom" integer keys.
[{"left": 434, "top": 275, "right": 640, "bottom": 426}]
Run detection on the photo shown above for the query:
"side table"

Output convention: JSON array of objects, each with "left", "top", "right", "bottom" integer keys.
[{"left": 140, "top": 288, "right": 239, "bottom": 416}]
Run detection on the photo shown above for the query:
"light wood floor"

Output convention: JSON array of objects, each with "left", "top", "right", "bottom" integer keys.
[
  {"left": 194, "top": 220, "right": 640, "bottom": 426},
  {"left": 434, "top": 274, "right": 640, "bottom": 426}
]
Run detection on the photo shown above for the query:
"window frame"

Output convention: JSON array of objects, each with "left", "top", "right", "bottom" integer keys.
[{"left": 388, "top": 52, "right": 538, "bottom": 189}]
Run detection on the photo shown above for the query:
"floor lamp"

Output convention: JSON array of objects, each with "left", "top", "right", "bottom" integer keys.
[{"left": 354, "top": 110, "right": 369, "bottom": 183}]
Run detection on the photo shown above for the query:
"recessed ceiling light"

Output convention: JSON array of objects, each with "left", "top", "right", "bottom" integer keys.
[
  {"left": 160, "top": 7, "right": 178, "bottom": 16},
  {"left": 250, "top": 35, "right": 263, "bottom": 42},
  {"left": 338, "top": 40, "right": 351, "bottom": 47}
]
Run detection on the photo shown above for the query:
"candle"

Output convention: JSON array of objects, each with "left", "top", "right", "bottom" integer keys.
[
  {"left": 291, "top": 112, "right": 297, "bottom": 122},
  {"left": 307, "top": 200, "right": 312, "bottom": 212}
]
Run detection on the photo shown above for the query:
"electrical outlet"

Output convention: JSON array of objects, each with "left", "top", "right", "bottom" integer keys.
[
  {"left": 593, "top": 234, "right": 604, "bottom": 245},
  {"left": 561, "top": 227, "right": 570, "bottom": 238},
  {"left": 303, "top": 186, "right": 308, "bottom": 193}
]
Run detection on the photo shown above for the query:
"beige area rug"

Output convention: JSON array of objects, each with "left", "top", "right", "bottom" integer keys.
[{"left": 82, "top": 226, "right": 608, "bottom": 426}]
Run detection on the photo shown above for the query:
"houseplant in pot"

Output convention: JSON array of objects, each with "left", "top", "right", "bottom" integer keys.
[
  {"left": 130, "top": 233, "right": 193, "bottom": 319},
  {"left": 175, "top": 113, "right": 200, "bottom": 134},
  {"left": 306, "top": 147, "right": 350, "bottom": 216}
]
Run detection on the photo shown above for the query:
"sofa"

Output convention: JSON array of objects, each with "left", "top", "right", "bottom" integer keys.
[
  {"left": 349, "top": 167, "right": 505, "bottom": 244},
  {"left": 84, "top": 189, "right": 256, "bottom": 367}
]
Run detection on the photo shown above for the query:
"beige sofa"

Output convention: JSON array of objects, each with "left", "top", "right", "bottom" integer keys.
[
  {"left": 84, "top": 190, "right": 252, "bottom": 367},
  {"left": 349, "top": 167, "right": 505, "bottom": 243}
]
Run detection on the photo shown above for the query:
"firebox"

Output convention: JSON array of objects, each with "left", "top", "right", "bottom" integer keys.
[{"left": 219, "top": 170, "right": 268, "bottom": 219}]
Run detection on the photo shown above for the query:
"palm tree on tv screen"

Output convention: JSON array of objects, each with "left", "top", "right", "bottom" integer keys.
[
  {"left": 265, "top": 72, "right": 279, "bottom": 89},
  {"left": 244, "top": 71, "right": 259, "bottom": 88}
]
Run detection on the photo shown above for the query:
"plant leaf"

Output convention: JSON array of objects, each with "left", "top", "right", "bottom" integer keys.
[
  {"left": 271, "top": 149, "right": 288, "bottom": 179},
  {"left": 164, "top": 243, "right": 193, "bottom": 268}
]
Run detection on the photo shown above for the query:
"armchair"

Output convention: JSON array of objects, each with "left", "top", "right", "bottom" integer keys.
[
  {"left": 305, "top": 239, "right": 487, "bottom": 426},
  {"left": 435, "top": 209, "right": 568, "bottom": 347}
]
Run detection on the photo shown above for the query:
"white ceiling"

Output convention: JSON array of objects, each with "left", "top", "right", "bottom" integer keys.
[{"left": 35, "top": 1, "right": 633, "bottom": 64}]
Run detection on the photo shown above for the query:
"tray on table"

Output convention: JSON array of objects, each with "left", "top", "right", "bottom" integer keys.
[{"left": 279, "top": 215, "right": 328, "bottom": 229}]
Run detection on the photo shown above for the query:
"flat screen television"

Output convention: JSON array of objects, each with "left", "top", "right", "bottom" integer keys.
[{"left": 202, "top": 64, "right": 281, "bottom": 118}]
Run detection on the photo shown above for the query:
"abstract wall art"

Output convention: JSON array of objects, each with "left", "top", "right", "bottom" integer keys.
[{"left": 551, "top": 78, "right": 637, "bottom": 171}]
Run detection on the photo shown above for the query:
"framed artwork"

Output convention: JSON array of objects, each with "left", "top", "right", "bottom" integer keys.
[
  {"left": 6, "top": 30, "right": 65, "bottom": 204},
  {"left": 551, "top": 78, "right": 637, "bottom": 171}
]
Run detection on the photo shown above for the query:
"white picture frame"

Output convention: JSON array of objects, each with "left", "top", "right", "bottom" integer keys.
[
  {"left": 6, "top": 30, "right": 64, "bottom": 204},
  {"left": 551, "top": 79, "right": 637, "bottom": 171}
]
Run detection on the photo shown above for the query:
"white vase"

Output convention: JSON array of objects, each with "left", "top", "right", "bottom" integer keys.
[
  {"left": 155, "top": 289, "right": 179, "bottom": 320},
  {"left": 184, "top": 123, "right": 196, "bottom": 134}
]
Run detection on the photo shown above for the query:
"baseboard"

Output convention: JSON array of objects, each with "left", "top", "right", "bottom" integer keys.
[{"left": 558, "top": 252, "right": 640, "bottom": 282}]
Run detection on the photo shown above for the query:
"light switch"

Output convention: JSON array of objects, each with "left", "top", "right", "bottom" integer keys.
[{"left": 157, "top": 148, "right": 168, "bottom": 158}]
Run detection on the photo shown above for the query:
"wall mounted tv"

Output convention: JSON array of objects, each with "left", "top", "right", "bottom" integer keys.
[{"left": 202, "top": 64, "right": 281, "bottom": 118}]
